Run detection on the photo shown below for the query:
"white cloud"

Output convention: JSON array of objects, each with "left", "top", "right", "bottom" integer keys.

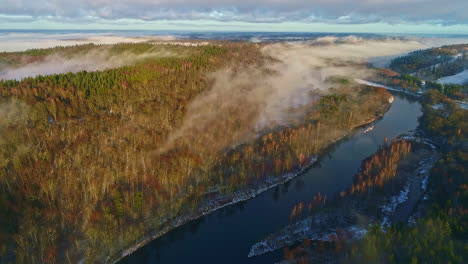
[{"left": 0, "top": 0, "right": 467, "bottom": 25}]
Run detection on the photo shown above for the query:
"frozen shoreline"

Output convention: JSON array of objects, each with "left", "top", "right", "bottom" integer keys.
[{"left": 248, "top": 136, "right": 439, "bottom": 258}]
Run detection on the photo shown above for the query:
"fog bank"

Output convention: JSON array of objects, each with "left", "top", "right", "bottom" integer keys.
[
  {"left": 0, "top": 47, "right": 177, "bottom": 80},
  {"left": 0, "top": 33, "right": 177, "bottom": 52},
  {"left": 160, "top": 37, "right": 430, "bottom": 153}
]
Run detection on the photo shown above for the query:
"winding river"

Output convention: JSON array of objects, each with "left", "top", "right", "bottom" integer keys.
[{"left": 120, "top": 92, "right": 422, "bottom": 264}]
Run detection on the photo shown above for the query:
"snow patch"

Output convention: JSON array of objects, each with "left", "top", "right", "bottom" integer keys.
[
  {"left": 431, "top": 103, "right": 445, "bottom": 110},
  {"left": 421, "top": 175, "right": 429, "bottom": 192},
  {"left": 438, "top": 69, "right": 468, "bottom": 85},
  {"left": 380, "top": 182, "right": 410, "bottom": 229}
]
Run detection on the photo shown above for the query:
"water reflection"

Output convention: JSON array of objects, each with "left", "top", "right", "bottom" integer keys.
[{"left": 121, "top": 93, "right": 422, "bottom": 264}]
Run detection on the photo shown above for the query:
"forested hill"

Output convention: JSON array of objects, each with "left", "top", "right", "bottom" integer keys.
[
  {"left": 0, "top": 42, "right": 392, "bottom": 263},
  {"left": 0, "top": 42, "right": 267, "bottom": 263},
  {"left": 372, "top": 44, "right": 468, "bottom": 102},
  {"left": 389, "top": 44, "right": 468, "bottom": 80}
]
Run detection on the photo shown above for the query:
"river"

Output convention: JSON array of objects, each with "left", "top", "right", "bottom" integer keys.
[{"left": 120, "top": 92, "right": 422, "bottom": 264}]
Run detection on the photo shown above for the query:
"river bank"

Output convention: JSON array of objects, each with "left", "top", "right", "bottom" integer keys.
[
  {"left": 247, "top": 136, "right": 439, "bottom": 259},
  {"left": 120, "top": 92, "right": 423, "bottom": 264},
  {"left": 355, "top": 79, "right": 424, "bottom": 97},
  {"left": 112, "top": 95, "right": 393, "bottom": 263},
  {"left": 356, "top": 79, "right": 468, "bottom": 109}
]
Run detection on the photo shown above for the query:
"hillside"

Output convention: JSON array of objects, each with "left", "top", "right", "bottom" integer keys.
[{"left": 0, "top": 42, "right": 392, "bottom": 263}]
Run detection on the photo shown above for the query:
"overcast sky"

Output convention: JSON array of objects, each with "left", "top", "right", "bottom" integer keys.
[{"left": 1, "top": 0, "right": 468, "bottom": 33}]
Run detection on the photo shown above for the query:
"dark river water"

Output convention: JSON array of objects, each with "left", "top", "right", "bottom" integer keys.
[{"left": 120, "top": 93, "right": 422, "bottom": 264}]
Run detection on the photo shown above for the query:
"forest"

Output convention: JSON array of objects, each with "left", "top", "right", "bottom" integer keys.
[
  {"left": 389, "top": 44, "right": 467, "bottom": 76},
  {"left": 384, "top": 44, "right": 468, "bottom": 101},
  {"left": 374, "top": 67, "right": 468, "bottom": 101},
  {"left": 279, "top": 89, "right": 467, "bottom": 264},
  {"left": 0, "top": 42, "right": 393, "bottom": 263},
  {"left": 347, "top": 90, "right": 467, "bottom": 264}
]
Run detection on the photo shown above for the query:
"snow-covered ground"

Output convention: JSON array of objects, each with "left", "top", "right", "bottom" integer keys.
[
  {"left": 248, "top": 136, "right": 439, "bottom": 258},
  {"left": 431, "top": 103, "right": 445, "bottom": 110},
  {"left": 438, "top": 69, "right": 468, "bottom": 85},
  {"left": 380, "top": 182, "right": 410, "bottom": 229},
  {"left": 355, "top": 79, "right": 423, "bottom": 95}
]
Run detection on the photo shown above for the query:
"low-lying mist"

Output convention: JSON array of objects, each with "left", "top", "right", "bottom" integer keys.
[
  {"left": 0, "top": 33, "right": 177, "bottom": 52},
  {"left": 160, "top": 37, "right": 430, "bottom": 153},
  {"left": 0, "top": 46, "right": 178, "bottom": 80},
  {"left": 1, "top": 35, "right": 464, "bottom": 156}
]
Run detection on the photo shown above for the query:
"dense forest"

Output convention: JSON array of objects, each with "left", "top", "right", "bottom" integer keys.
[{"left": 0, "top": 42, "right": 392, "bottom": 263}]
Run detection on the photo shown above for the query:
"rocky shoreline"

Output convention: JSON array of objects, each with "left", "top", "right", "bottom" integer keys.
[{"left": 110, "top": 101, "right": 392, "bottom": 264}]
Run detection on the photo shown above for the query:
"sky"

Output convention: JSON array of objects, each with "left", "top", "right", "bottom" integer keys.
[{"left": 1, "top": 0, "right": 468, "bottom": 34}]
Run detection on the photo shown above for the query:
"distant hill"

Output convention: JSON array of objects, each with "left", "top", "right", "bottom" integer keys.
[{"left": 389, "top": 44, "right": 468, "bottom": 82}]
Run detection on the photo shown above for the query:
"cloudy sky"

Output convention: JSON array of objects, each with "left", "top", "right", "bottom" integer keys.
[{"left": 1, "top": 0, "right": 468, "bottom": 33}]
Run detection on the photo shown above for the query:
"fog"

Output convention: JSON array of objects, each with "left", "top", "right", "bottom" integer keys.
[
  {"left": 1, "top": 34, "right": 465, "bottom": 154},
  {"left": 0, "top": 46, "right": 178, "bottom": 80},
  {"left": 0, "top": 33, "right": 177, "bottom": 52},
  {"left": 160, "top": 37, "right": 430, "bottom": 153},
  {"left": 368, "top": 37, "right": 468, "bottom": 68}
]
